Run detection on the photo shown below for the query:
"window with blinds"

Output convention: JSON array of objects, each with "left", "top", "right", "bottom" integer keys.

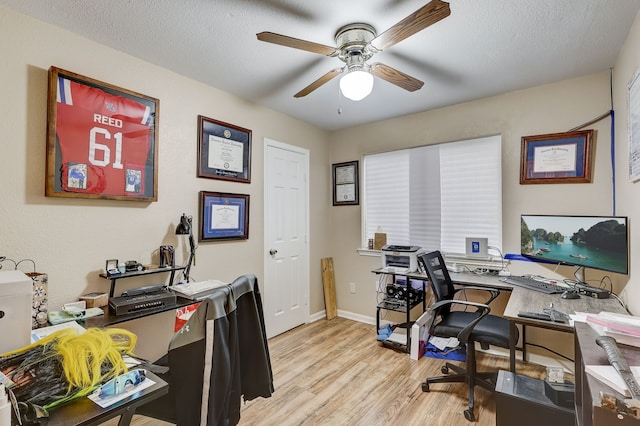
[{"left": 362, "top": 135, "right": 502, "bottom": 254}]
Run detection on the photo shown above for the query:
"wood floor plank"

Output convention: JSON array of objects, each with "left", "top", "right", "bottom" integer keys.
[{"left": 102, "top": 317, "right": 548, "bottom": 426}]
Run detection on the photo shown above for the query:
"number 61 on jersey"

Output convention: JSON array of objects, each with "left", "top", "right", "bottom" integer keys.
[{"left": 45, "top": 66, "right": 159, "bottom": 202}]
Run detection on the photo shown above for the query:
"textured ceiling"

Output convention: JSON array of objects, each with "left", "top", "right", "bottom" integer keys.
[{"left": 2, "top": 0, "right": 640, "bottom": 131}]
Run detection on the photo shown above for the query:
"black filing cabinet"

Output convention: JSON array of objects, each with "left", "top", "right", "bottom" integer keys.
[{"left": 495, "top": 370, "right": 575, "bottom": 426}]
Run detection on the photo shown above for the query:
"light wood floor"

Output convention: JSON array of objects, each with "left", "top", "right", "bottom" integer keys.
[{"left": 105, "top": 317, "right": 547, "bottom": 425}]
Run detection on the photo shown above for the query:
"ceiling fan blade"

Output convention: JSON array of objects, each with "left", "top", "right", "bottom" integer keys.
[
  {"left": 370, "top": 63, "right": 424, "bottom": 92},
  {"left": 257, "top": 32, "right": 339, "bottom": 56},
  {"left": 294, "top": 68, "right": 342, "bottom": 98},
  {"left": 370, "top": 0, "right": 451, "bottom": 51}
]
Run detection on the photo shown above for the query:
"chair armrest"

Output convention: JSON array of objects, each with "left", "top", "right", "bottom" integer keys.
[
  {"left": 453, "top": 285, "right": 500, "bottom": 305},
  {"left": 430, "top": 299, "right": 491, "bottom": 343}
]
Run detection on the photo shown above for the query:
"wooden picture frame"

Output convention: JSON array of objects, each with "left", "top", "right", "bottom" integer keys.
[
  {"left": 197, "top": 115, "right": 252, "bottom": 183},
  {"left": 45, "top": 66, "right": 159, "bottom": 201},
  {"left": 520, "top": 130, "right": 594, "bottom": 184},
  {"left": 332, "top": 161, "right": 359, "bottom": 205},
  {"left": 199, "top": 191, "right": 250, "bottom": 242}
]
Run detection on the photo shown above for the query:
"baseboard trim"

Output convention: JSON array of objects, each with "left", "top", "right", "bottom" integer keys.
[{"left": 309, "top": 309, "right": 375, "bottom": 325}]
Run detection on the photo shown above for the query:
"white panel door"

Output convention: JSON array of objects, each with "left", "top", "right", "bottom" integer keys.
[{"left": 264, "top": 139, "right": 309, "bottom": 338}]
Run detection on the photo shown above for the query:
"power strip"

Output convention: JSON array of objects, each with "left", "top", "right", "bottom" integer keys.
[
  {"left": 449, "top": 263, "right": 463, "bottom": 273},
  {"left": 577, "top": 286, "right": 610, "bottom": 299}
]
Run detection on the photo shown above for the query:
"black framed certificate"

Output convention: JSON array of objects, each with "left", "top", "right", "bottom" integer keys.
[
  {"left": 199, "top": 191, "right": 250, "bottom": 241},
  {"left": 332, "top": 161, "right": 359, "bottom": 206},
  {"left": 197, "top": 115, "right": 251, "bottom": 183}
]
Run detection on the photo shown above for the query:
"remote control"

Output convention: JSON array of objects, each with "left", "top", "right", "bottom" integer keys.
[{"left": 517, "top": 311, "right": 552, "bottom": 321}]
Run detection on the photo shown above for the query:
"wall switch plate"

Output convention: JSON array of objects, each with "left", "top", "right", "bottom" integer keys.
[{"left": 349, "top": 282, "right": 356, "bottom": 294}]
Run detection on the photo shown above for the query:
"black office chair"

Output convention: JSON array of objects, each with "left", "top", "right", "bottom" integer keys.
[{"left": 417, "top": 250, "right": 515, "bottom": 422}]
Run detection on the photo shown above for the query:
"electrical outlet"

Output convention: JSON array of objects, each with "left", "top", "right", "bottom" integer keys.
[{"left": 349, "top": 282, "right": 356, "bottom": 294}]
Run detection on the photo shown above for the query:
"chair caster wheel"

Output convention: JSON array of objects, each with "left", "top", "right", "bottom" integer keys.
[
  {"left": 464, "top": 409, "right": 475, "bottom": 422},
  {"left": 441, "top": 365, "right": 449, "bottom": 374},
  {"left": 421, "top": 382, "right": 430, "bottom": 392}
]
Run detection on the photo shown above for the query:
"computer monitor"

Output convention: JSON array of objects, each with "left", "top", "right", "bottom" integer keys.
[{"left": 520, "top": 214, "right": 628, "bottom": 283}]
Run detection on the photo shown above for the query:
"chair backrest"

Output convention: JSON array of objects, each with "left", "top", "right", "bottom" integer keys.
[{"left": 418, "top": 251, "right": 456, "bottom": 313}]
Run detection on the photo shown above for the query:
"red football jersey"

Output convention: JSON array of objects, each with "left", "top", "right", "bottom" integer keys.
[{"left": 55, "top": 76, "right": 153, "bottom": 196}]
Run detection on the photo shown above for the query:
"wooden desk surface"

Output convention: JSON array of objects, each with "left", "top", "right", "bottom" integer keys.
[
  {"left": 503, "top": 287, "right": 627, "bottom": 331},
  {"left": 449, "top": 271, "right": 514, "bottom": 291}
]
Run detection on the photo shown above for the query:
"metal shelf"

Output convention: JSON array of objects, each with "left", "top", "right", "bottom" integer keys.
[{"left": 99, "top": 265, "right": 186, "bottom": 297}]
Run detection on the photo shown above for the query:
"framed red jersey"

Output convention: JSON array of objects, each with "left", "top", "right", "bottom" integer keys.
[{"left": 46, "top": 67, "right": 159, "bottom": 201}]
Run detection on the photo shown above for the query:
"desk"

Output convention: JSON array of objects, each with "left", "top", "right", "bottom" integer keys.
[
  {"left": 503, "top": 287, "right": 626, "bottom": 371},
  {"left": 376, "top": 269, "right": 628, "bottom": 372},
  {"left": 31, "top": 371, "right": 168, "bottom": 426}
]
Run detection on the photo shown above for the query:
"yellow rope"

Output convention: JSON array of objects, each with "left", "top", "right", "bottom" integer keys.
[{"left": 0, "top": 327, "right": 137, "bottom": 410}]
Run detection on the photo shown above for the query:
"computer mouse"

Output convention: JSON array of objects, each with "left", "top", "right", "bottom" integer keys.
[{"left": 561, "top": 290, "right": 580, "bottom": 299}]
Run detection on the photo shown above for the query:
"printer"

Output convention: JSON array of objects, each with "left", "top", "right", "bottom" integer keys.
[{"left": 380, "top": 245, "right": 424, "bottom": 273}]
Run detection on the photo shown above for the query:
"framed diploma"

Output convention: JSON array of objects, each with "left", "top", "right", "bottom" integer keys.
[
  {"left": 520, "top": 130, "right": 594, "bottom": 184},
  {"left": 332, "top": 160, "right": 359, "bottom": 206},
  {"left": 197, "top": 115, "right": 251, "bottom": 183},
  {"left": 45, "top": 66, "right": 159, "bottom": 201},
  {"left": 199, "top": 191, "right": 250, "bottom": 242},
  {"left": 629, "top": 68, "right": 640, "bottom": 181}
]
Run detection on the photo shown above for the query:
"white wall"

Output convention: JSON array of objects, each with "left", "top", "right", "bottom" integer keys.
[
  {"left": 0, "top": 7, "right": 332, "bottom": 360},
  {"left": 613, "top": 8, "right": 640, "bottom": 315}
]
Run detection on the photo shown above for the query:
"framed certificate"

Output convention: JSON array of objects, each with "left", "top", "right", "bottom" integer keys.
[
  {"left": 197, "top": 115, "right": 251, "bottom": 183},
  {"left": 332, "top": 161, "right": 359, "bottom": 206},
  {"left": 199, "top": 191, "right": 250, "bottom": 241},
  {"left": 45, "top": 67, "right": 159, "bottom": 201},
  {"left": 520, "top": 130, "right": 594, "bottom": 184}
]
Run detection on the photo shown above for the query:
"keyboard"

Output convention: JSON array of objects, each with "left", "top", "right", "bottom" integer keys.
[{"left": 500, "top": 276, "right": 565, "bottom": 294}]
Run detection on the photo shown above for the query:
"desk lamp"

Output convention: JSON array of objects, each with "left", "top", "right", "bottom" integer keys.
[{"left": 175, "top": 214, "right": 195, "bottom": 282}]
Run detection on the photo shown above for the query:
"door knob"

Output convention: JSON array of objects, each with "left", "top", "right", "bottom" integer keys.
[{"left": 269, "top": 249, "right": 278, "bottom": 256}]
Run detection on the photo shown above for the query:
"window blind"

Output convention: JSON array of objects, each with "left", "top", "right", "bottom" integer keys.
[{"left": 363, "top": 135, "right": 502, "bottom": 254}]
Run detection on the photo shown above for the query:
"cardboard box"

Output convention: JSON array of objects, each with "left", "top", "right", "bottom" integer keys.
[
  {"left": 79, "top": 292, "right": 108, "bottom": 308},
  {"left": 410, "top": 309, "right": 433, "bottom": 360},
  {"left": 373, "top": 232, "right": 387, "bottom": 250}
]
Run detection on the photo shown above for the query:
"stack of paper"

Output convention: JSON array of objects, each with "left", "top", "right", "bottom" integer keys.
[
  {"left": 170, "top": 279, "right": 227, "bottom": 300},
  {"left": 585, "top": 365, "right": 640, "bottom": 397},
  {"left": 586, "top": 312, "right": 640, "bottom": 348}
]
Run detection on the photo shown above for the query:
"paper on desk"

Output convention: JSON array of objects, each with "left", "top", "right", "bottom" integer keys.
[
  {"left": 571, "top": 312, "right": 589, "bottom": 324},
  {"left": 88, "top": 377, "right": 155, "bottom": 408},
  {"left": 31, "top": 321, "right": 86, "bottom": 343},
  {"left": 584, "top": 365, "right": 640, "bottom": 397},
  {"left": 122, "top": 355, "right": 142, "bottom": 369}
]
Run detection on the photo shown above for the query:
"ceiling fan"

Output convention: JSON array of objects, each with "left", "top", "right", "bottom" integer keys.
[{"left": 257, "top": 0, "right": 451, "bottom": 101}]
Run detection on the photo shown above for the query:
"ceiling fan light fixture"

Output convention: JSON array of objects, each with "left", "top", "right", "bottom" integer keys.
[{"left": 339, "top": 69, "right": 374, "bottom": 101}]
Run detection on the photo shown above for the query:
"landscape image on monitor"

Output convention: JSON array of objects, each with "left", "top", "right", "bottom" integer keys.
[{"left": 520, "top": 215, "right": 628, "bottom": 275}]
